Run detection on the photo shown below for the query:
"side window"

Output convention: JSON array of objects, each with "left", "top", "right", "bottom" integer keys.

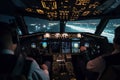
[{"left": 101, "top": 19, "right": 120, "bottom": 43}]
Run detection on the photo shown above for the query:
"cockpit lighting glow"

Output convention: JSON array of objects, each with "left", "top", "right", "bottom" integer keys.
[
  {"left": 77, "top": 33, "right": 82, "bottom": 38},
  {"left": 44, "top": 33, "right": 50, "bottom": 38}
]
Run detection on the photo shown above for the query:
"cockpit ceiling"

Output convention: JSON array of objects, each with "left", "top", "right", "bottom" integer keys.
[{"left": 1, "top": 0, "right": 120, "bottom": 21}]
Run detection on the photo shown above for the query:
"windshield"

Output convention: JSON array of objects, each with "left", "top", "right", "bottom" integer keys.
[
  {"left": 65, "top": 19, "right": 101, "bottom": 33},
  {"left": 101, "top": 19, "right": 120, "bottom": 43},
  {"left": 24, "top": 16, "right": 60, "bottom": 34}
]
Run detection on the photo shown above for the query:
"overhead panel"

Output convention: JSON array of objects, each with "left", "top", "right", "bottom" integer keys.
[{"left": 11, "top": 0, "right": 120, "bottom": 21}]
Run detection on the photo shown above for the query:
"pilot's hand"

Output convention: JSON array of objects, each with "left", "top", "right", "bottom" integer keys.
[
  {"left": 41, "top": 64, "right": 49, "bottom": 75},
  {"left": 80, "top": 46, "right": 87, "bottom": 52},
  {"left": 41, "top": 64, "right": 48, "bottom": 70}
]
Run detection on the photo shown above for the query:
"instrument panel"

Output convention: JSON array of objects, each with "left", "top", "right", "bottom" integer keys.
[
  {"left": 30, "top": 38, "right": 81, "bottom": 54},
  {"left": 21, "top": 33, "right": 108, "bottom": 59}
]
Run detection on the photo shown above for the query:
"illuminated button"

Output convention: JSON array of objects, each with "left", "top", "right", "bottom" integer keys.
[
  {"left": 62, "top": 33, "right": 68, "bottom": 38},
  {"left": 44, "top": 33, "right": 50, "bottom": 38},
  {"left": 77, "top": 33, "right": 81, "bottom": 38},
  {"left": 55, "top": 33, "right": 61, "bottom": 38}
]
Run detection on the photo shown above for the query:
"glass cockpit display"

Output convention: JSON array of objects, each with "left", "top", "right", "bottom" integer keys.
[
  {"left": 39, "top": 40, "right": 49, "bottom": 54},
  {"left": 50, "top": 42, "right": 60, "bottom": 53},
  {"left": 71, "top": 38, "right": 80, "bottom": 53},
  {"left": 42, "top": 42, "right": 48, "bottom": 48},
  {"left": 62, "top": 42, "right": 71, "bottom": 54},
  {"left": 31, "top": 43, "right": 36, "bottom": 48},
  {"left": 72, "top": 41, "right": 80, "bottom": 53}
]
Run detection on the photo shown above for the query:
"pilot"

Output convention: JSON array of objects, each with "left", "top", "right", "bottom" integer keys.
[
  {"left": 0, "top": 22, "right": 50, "bottom": 80},
  {"left": 86, "top": 26, "right": 120, "bottom": 78}
]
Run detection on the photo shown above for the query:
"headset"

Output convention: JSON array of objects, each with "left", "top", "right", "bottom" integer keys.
[
  {"left": 9, "top": 21, "right": 19, "bottom": 44},
  {"left": 12, "top": 30, "right": 19, "bottom": 44},
  {"left": 0, "top": 22, "right": 19, "bottom": 44},
  {"left": 9, "top": 21, "right": 22, "bottom": 56}
]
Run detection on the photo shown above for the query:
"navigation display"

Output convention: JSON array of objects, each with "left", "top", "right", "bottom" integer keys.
[
  {"left": 50, "top": 42, "right": 60, "bottom": 53},
  {"left": 62, "top": 42, "right": 71, "bottom": 54}
]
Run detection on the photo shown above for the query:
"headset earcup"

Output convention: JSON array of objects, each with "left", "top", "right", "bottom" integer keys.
[{"left": 12, "top": 30, "right": 19, "bottom": 44}]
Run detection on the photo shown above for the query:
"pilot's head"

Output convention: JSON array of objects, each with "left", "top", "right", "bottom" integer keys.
[
  {"left": 113, "top": 36, "right": 120, "bottom": 49},
  {"left": 115, "top": 26, "right": 120, "bottom": 38},
  {"left": 113, "top": 26, "right": 120, "bottom": 49},
  {"left": 0, "top": 22, "right": 17, "bottom": 52}
]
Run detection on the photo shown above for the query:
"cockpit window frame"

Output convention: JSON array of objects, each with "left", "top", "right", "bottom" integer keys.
[{"left": 101, "top": 18, "right": 120, "bottom": 43}]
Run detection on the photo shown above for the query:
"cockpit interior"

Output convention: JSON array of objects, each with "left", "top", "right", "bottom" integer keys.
[{"left": 0, "top": 0, "right": 120, "bottom": 80}]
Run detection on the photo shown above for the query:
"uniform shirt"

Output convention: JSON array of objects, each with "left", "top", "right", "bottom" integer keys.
[
  {"left": 86, "top": 49, "right": 120, "bottom": 73},
  {"left": 28, "top": 59, "right": 50, "bottom": 80},
  {"left": 0, "top": 49, "right": 50, "bottom": 80},
  {"left": 2, "top": 49, "right": 14, "bottom": 55},
  {"left": 86, "top": 56, "right": 106, "bottom": 73}
]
